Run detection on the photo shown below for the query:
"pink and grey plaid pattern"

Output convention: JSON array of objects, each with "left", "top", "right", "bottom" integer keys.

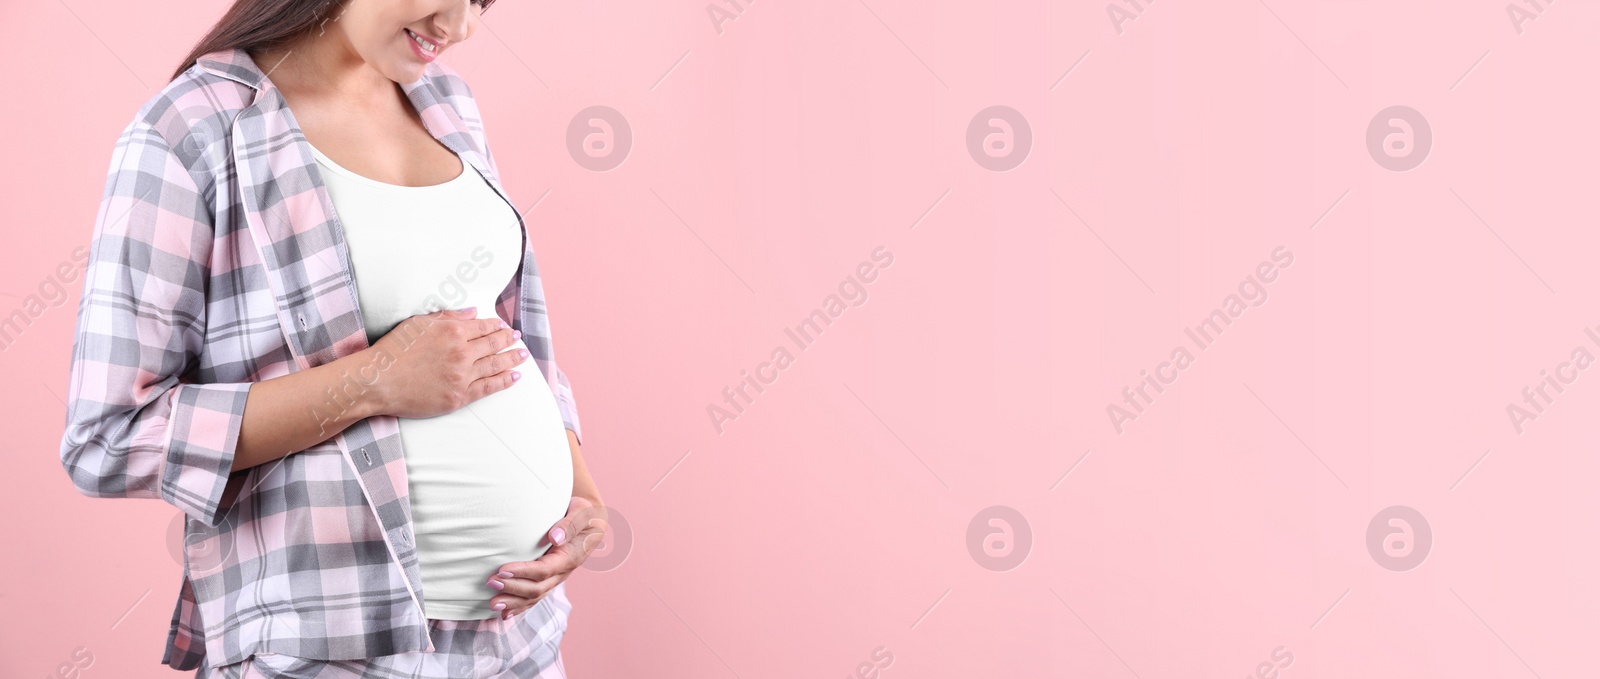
[
  {"left": 58, "top": 47, "right": 581, "bottom": 673},
  {"left": 196, "top": 584, "right": 571, "bottom": 679}
]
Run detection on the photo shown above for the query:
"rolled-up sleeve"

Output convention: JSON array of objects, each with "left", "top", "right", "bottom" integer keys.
[
  {"left": 60, "top": 118, "right": 252, "bottom": 527},
  {"left": 549, "top": 362, "right": 582, "bottom": 444}
]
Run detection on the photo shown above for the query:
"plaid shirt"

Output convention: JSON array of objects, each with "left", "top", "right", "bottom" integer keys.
[{"left": 58, "top": 47, "right": 582, "bottom": 671}]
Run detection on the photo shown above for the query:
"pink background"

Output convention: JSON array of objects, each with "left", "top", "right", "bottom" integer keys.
[{"left": 2, "top": 0, "right": 1595, "bottom": 677}]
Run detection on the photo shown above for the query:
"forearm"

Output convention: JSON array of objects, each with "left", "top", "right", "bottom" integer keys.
[
  {"left": 567, "top": 429, "right": 603, "bottom": 511},
  {"left": 232, "top": 347, "right": 389, "bottom": 472}
]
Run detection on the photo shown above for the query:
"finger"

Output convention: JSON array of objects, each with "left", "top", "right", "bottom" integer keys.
[
  {"left": 479, "top": 317, "right": 511, "bottom": 338},
  {"left": 471, "top": 336, "right": 527, "bottom": 380},
  {"left": 544, "top": 514, "right": 575, "bottom": 548},
  {"left": 466, "top": 323, "right": 517, "bottom": 357},
  {"left": 539, "top": 520, "right": 604, "bottom": 572},
  {"left": 560, "top": 509, "right": 606, "bottom": 545},
  {"left": 487, "top": 572, "right": 558, "bottom": 601},
  {"left": 498, "top": 601, "right": 533, "bottom": 621},
  {"left": 502, "top": 541, "right": 584, "bottom": 582},
  {"left": 488, "top": 594, "right": 532, "bottom": 617},
  {"left": 467, "top": 369, "right": 519, "bottom": 401},
  {"left": 488, "top": 572, "right": 570, "bottom": 615},
  {"left": 574, "top": 512, "right": 609, "bottom": 538},
  {"left": 539, "top": 532, "right": 600, "bottom": 574},
  {"left": 569, "top": 500, "right": 609, "bottom": 535},
  {"left": 537, "top": 516, "right": 607, "bottom": 573},
  {"left": 458, "top": 315, "right": 509, "bottom": 342},
  {"left": 572, "top": 522, "right": 609, "bottom": 562},
  {"left": 497, "top": 554, "right": 561, "bottom": 582}
]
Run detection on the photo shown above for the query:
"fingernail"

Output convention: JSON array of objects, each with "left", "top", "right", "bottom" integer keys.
[
  {"left": 487, "top": 579, "right": 505, "bottom": 591},
  {"left": 551, "top": 527, "right": 566, "bottom": 544},
  {"left": 462, "top": 306, "right": 477, "bottom": 313},
  {"left": 491, "top": 602, "right": 506, "bottom": 611},
  {"left": 518, "top": 349, "right": 529, "bottom": 359},
  {"left": 497, "top": 571, "right": 514, "bottom": 579},
  {"left": 513, "top": 330, "right": 521, "bottom": 340},
  {"left": 511, "top": 371, "right": 521, "bottom": 381},
  {"left": 499, "top": 320, "right": 508, "bottom": 328}
]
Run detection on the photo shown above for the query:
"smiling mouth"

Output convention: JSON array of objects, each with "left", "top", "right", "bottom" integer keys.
[{"left": 405, "top": 28, "right": 441, "bottom": 53}]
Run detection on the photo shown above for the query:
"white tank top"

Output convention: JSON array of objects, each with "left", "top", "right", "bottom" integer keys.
[{"left": 309, "top": 141, "right": 574, "bottom": 620}]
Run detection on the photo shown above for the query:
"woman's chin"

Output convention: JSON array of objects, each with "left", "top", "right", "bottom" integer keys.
[{"left": 393, "top": 64, "right": 429, "bottom": 85}]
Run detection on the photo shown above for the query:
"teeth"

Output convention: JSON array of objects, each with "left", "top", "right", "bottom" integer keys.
[{"left": 407, "top": 29, "right": 437, "bottom": 52}]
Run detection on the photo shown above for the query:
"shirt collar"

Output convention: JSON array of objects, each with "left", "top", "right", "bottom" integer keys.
[{"left": 195, "top": 47, "right": 269, "bottom": 90}]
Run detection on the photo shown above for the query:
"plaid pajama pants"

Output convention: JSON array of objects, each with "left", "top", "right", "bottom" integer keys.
[{"left": 196, "top": 584, "right": 571, "bottom": 679}]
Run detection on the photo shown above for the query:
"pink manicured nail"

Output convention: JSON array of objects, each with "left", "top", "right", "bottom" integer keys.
[
  {"left": 491, "top": 602, "right": 506, "bottom": 611},
  {"left": 487, "top": 579, "right": 505, "bottom": 591},
  {"left": 511, "top": 371, "right": 522, "bottom": 382},
  {"left": 513, "top": 330, "right": 521, "bottom": 340},
  {"left": 497, "top": 571, "right": 514, "bottom": 579},
  {"left": 499, "top": 320, "right": 508, "bottom": 329},
  {"left": 550, "top": 527, "right": 566, "bottom": 544}
]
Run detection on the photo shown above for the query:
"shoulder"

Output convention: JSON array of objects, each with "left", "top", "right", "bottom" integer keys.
[
  {"left": 119, "top": 61, "right": 258, "bottom": 187},
  {"left": 137, "top": 60, "right": 256, "bottom": 145}
]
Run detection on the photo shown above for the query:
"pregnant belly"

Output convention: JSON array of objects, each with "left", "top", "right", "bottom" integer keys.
[{"left": 396, "top": 339, "right": 574, "bottom": 619}]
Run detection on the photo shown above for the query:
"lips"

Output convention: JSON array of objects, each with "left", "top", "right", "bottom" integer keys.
[{"left": 405, "top": 27, "right": 444, "bottom": 61}]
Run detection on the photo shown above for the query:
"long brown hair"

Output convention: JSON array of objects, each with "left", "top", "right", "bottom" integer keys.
[
  {"left": 173, "top": 0, "right": 499, "bottom": 82},
  {"left": 169, "top": 0, "right": 350, "bottom": 82}
]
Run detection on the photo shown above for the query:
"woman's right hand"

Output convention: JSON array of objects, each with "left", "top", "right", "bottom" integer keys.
[{"left": 365, "top": 306, "right": 530, "bottom": 419}]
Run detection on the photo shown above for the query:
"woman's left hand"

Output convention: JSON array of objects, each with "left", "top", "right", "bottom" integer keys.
[{"left": 487, "top": 497, "right": 608, "bottom": 619}]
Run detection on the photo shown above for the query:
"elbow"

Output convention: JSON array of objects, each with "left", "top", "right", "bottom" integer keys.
[
  {"left": 64, "top": 467, "right": 112, "bottom": 499},
  {"left": 58, "top": 419, "right": 153, "bottom": 501},
  {"left": 60, "top": 453, "right": 113, "bottom": 500},
  {"left": 59, "top": 429, "right": 111, "bottom": 498}
]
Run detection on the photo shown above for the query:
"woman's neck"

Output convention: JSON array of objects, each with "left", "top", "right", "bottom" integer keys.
[{"left": 250, "top": 32, "right": 394, "bottom": 104}]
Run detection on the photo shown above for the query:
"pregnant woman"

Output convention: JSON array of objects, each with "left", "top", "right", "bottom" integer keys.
[{"left": 57, "top": 1, "right": 606, "bottom": 677}]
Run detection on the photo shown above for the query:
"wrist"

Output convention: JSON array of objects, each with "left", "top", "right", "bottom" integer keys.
[{"left": 340, "top": 346, "right": 392, "bottom": 420}]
